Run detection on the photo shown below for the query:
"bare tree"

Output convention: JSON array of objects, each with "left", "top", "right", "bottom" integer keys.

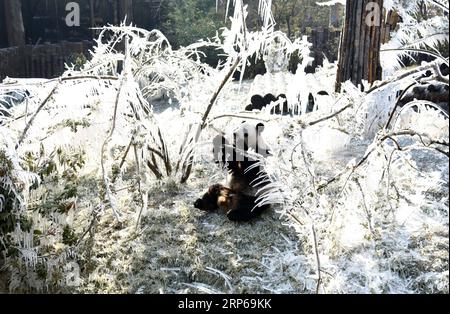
[{"left": 335, "top": 0, "right": 384, "bottom": 92}]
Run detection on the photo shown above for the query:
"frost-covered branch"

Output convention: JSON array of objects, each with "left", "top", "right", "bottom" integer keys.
[{"left": 366, "top": 59, "right": 446, "bottom": 94}]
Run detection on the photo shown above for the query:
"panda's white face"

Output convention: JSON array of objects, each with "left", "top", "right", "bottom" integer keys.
[{"left": 233, "top": 122, "right": 271, "bottom": 158}]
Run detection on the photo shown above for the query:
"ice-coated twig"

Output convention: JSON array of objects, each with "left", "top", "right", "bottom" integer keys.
[{"left": 17, "top": 82, "right": 60, "bottom": 148}]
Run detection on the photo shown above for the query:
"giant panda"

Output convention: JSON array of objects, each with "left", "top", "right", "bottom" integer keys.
[{"left": 194, "top": 121, "right": 272, "bottom": 221}]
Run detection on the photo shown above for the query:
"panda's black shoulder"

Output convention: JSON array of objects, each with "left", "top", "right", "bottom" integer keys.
[{"left": 226, "top": 158, "right": 266, "bottom": 194}]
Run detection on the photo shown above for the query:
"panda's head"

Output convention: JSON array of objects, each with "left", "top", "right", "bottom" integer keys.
[
  {"left": 194, "top": 184, "right": 232, "bottom": 212},
  {"left": 233, "top": 121, "right": 271, "bottom": 158}
]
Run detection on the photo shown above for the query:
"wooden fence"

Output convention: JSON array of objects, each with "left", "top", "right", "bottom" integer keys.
[{"left": 0, "top": 41, "right": 93, "bottom": 81}]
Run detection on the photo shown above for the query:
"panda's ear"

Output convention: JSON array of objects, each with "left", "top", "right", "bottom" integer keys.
[{"left": 256, "top": 122, "right": 265, "bottom": 133}]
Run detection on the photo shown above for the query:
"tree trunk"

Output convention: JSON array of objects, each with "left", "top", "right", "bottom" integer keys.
[
  {"left": 286, "top": 16, "right": 292, "bottom": 38},
  {"left": 90, "top": 0, "right": 96, "bottom": 37},
  {"left": 118, "top": 0, "right": 133, "bottom": 23},
  {"left": 3, "top": 0, "right": 25, "bottom": 47},
  {"left": 335, "top": 0, "right": 384, "bottom": 92},
  {"left": 90, "top": 0, "right": 96, "bottom": 28}
]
